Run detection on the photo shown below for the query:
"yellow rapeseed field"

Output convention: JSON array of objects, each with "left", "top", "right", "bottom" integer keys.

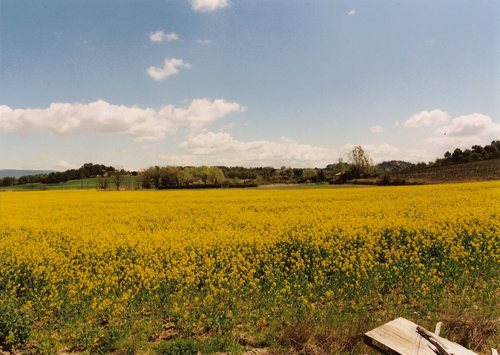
[{"left": 1, "top": 181, "right": 499, "bottom": 353}]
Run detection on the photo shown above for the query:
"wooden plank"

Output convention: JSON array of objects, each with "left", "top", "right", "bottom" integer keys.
[
  {"left": 434, "top": 322, "right": 442, "bottom": 336},
  {"left": 364, "top": 318, "right": 478, "bottom": 355}
]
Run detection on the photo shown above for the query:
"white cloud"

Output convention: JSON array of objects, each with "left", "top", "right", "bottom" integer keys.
[
  {"left": 191, "top": 0, "right": 228, "bottom": 11},
  {"left": 403, "top": 149, "right": 434, "bottom": 163},
  {"left": 342, "top": 143, "right": 400, "bottom": 163},
  {"left": 147, "top": 58, "right": 191, "bottom": 81},
  {"left": 370, "top": 125, "right": 384, "bottom": 133},
  {"left": 394, "top": 120, "right": 399, "bottom": 127},
  {"left": 0, "top": 99, "right": 244, "bottom": 143},
  {"left": 348, "top": 9, "right": 355, "bottom": 15},
  {"left": 219, "top": 122, "right": 235, "bottom": 132},
  {"left": 158, "top": 154, "right": 198, "bottom": 166},
  {"left": 405, "top": 109, "right": 451, "bottom": 128},
  {"left": 159, "top": 99, "right": 244, "bottom": 131},
  {"left": 56, "top": 160, "right": 76, "bottom": 170},
  {"left": 196, "top": 39, "right": 212, "bottom": 44},
  {"left": 54, "top": 160, "right": 78, "bottom": 171},
  {"left": 150, "top": 30, "right": 179, "bottom": 42},
  {"left": 425, "top": 113, "right": 500, "bottom": 147},
  {"left": 179, "top": 132, "right": 335, "bottom": 167},
  {"left": 341, "top": 143, "right": 436, "bottom": 163}
]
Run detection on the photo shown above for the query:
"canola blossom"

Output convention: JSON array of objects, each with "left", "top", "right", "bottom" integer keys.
[{"left": 0, "top": 182, "right": 499, "bottom": 350}]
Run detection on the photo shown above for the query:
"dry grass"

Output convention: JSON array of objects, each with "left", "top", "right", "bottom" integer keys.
[
  {"left": 441, "top": 314, "right": 499, "bottom": 353},
  {"left": 279, "top": 316, "right": 372, "bottom": 355}
]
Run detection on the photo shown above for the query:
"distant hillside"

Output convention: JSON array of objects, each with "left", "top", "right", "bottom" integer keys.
[
  {"left": 376, "top": 160, "right": 412, "bottom": 170},
  {"left": 0, "top": 169, "right": 56, "bottom": 178},
  {"left": 391, "top": 158, "right": 500, "bottom": 182}
]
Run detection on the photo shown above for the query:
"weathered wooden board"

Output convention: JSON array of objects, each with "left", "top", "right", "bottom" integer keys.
[{"left": 364, "top": 318, "right": 478, "bottom": 355}]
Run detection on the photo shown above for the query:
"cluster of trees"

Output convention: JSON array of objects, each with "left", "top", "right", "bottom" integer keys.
[
  {"left": 433, "top": 141, "right": 500, "bottom": 166},
  {"left": 0, "top": 163, "right": 118, "bottom": 187},
  {"left": 3, "top": 142, "right": 498, "bottom": 189},
  {"left": 96, "top": 168, "right": 133, "bottom": 190},
  {"left": 46, "top": 163, "right": 117, "bottom": 184},
  {"left": 329, "top": 146, "right": 379, "bottom": 183},
  {"left": 1, "top": 147, "right": 376, "bottom": 189},
  {"left": 137, "top": 166, "right": 226, "bottom": 189},
  {"left": 0, "top": 176, "right": 19, "bottom": 187},
  {"left": 379, "top": 141, "right": 500, "bottom": 174},
  {"left": 213, "top": 166, "right": 327, "bottom": 183},
  {"left": 1, "top": 173, "right": 55, "bottom": 186},
  {"left": 135, "top": 165, "right": 343, "bottom": 189}
]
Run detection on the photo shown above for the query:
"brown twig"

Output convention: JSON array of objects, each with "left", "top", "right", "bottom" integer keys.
[{"left": 416, "top": 326, "right": 454, "bottom": 355}]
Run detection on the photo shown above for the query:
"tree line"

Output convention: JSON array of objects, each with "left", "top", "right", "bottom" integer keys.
[
  {"left": 2, "top": 141, "right": 498, "bottom": 188},
  {"left": 134, "top": 165, "right": 340, "bottom": 189},
  {"left": 382, "top": 140, "right": 500, "bottom": 174},
  {"left": 0, "top": 163, "right": 118, "bottom": 187},
  {"left": 433, "top": 140, "right": 500, "bottom": 166},
  {"left": 325, "top": 142, "right": 500, "bottom": 185}
]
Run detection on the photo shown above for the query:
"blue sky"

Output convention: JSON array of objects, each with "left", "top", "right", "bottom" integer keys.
[{"left": 1, "top": 0, "right": 499, "bottom": 170}]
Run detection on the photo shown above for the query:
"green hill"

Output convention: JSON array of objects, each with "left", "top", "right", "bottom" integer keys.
[
  {"left": 0, "top": 169, "right": 56, "bottom": 178},
  {"left": 1, "top": 176, "right": 137, "bottom": 191}
]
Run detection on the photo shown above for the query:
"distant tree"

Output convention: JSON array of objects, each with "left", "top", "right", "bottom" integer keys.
[
  {"left": 159, "top": 166, "right": 183, "bottom": 187},
  {"left": 302, "top": 168, "right": 318, "bottom": 181},
  {"left": 137, "top": 169, "right": 152, "bottom": 189},
  {"left": 292, "top": 168, "right": 303, "bottom": 180},
  {"left": 38, "top": 174, "right": 48, "bottom": 184},
  {"left": 111, "top": 168, "right": 127, "bottom": 190},
  {"left": 152, "top": 166, "right": 161, "bottom": 188},
  {"left": 472, "top": 145, "right": 486, "bottom": 158},
  {"left": 194, "top": 166, "right": 211, "bottom": 185},
  {"left": 1, "top": 177, "right": 16, "bottom": 187},
  {"left": 97, "top": 177, "right": 109, "bottom": 190},
  {"left": 60, "top": 171, "right": 69, "bottom": 183},
  {"left": 317, "top": 169, "right": 326, "bottom": 182},
  {"left": 451, "top": 148, "right": 463, "bottom": 164},
  {"left": 347, "top": 145, "right": 374, "bottom": 178},
  {"left": 208, "top": 166, "right": 225, "bottom": 184},
  {"left": 177, "top": 168, "right": 189, "bottom": 186},
  {"left": 278, "top": 167, "right": 293, "bottom": 182},
  {"left": 261, "top": 167, "right": 276, "bottom": 181},
  {"left": 337, "top": 158, "right": 346, "bottom": 173},
  {"left": 485, "top": 141, "right": 500, "bottom": 159},
  {"left": 470, "top": 152, "right": 482, "bottom": 161},
  {"left": 138, "top": 166, "right": 164, "bottom": 189},
  {"left": 47, "top": 172, "right": 60, "bottom": 184},
  {"left": 18, "top": 175, "right": 29, "bottom": 185},
  {"left": 462, "top": 149, "right": 472, "bottom": 163}
]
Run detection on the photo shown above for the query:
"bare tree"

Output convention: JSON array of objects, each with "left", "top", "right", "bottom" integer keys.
[
  {"left": 97, "top": 177, "right": 109, "bottom": 190},
  {"left": 110, "top": 167, "right": 127, "bottom": 190},
  {"left": 348, "top": 146, "right": 374, "bottom": 178}
]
